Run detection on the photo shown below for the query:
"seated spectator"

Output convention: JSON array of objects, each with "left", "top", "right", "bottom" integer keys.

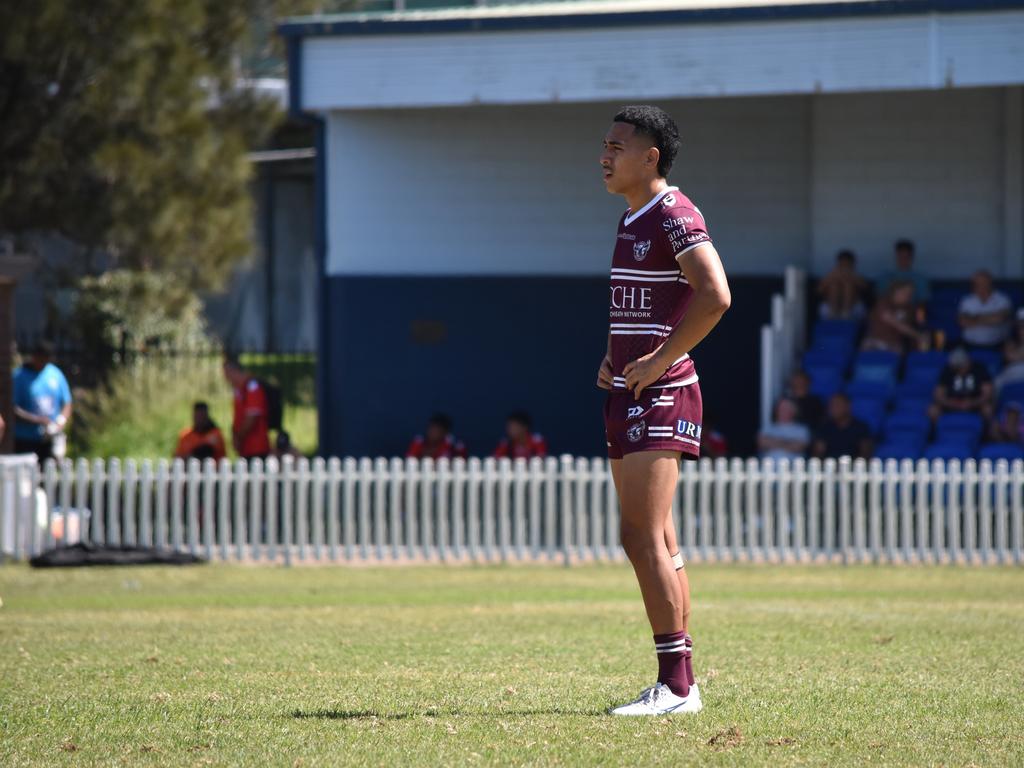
[
  {"left": 817, "top": 250, "right": 867, "bottom": 320},
  {"left": 958, "top": 270, "right": 1012, "bottom": 349},
  {"left": 994, "top": 308, "right": 1024, "bottom": 394},
  {"left": 174, "top": 401, "right": 226, "bottom": 461},
  {"left": 272, "top": 430, "right": 304, "bottom": 460},
  {"left": 989, "top": 402, "right": 1024, "bottom": 444},
  {"left": 787, "top": 370, "right": 824, "bottom": 429},
  {"left": 875, "top": 239, "right": 930, "bottom": 307},
  {"left": 929, "top": 346, "right": 994, "bottom": 422},
  {"left": 812, "top": 393, "right": 873, "bottom": 459},
  {"left": 861, "top": 280, "right": 929, "bottom": 354},
  {"left": 406, "top": 413, "right": 467, "bottom": 460},
  {"left": 757, "top": 398, "right": 810, "bottom": 460},
  {"left": 493, "top": 411, "right": 547, "bottom": 459}
]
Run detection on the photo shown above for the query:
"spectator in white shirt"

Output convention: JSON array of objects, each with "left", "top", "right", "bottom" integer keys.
[
  {"left": 958, "top": 270, "right": 1012, "bottom": 349},
  {"left": 758, "top": 398, "right": 811, "bottom": 461}
]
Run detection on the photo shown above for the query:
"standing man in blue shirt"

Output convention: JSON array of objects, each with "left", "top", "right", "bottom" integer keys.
[{"left": 13, "top": 340, "right": 72, "bottom": 462}]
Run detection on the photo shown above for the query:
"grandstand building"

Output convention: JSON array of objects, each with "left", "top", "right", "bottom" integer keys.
[{"left": 280, "top": 0, "right": 1024, "bottom": 457}]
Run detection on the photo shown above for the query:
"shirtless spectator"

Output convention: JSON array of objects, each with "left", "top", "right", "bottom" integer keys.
[
  {"left": 817, "top": 250, "right": 867, "bottom": 320},
  {"left": 861, "top": 281, "right": 928, "bottom": 354}
]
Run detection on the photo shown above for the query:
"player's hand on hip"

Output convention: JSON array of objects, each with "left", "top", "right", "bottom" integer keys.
[
  {"left": 623, "top": 352, "right": 665, "bottom": 400},
  {"left": 596, "top": 354, "right": 614, "bottom": 390}
]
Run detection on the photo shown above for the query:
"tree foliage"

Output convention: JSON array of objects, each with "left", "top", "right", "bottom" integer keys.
[{"left": 0, "top": 0, "right": 318, "bottom": 290}]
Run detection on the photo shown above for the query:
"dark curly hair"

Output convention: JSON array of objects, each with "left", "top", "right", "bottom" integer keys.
[{"left": 613, "top": 105, "right": 680, "bottom": 178}]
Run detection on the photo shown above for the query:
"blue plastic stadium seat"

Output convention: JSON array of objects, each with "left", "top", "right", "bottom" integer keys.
[
  {"left": 978, "top": 443, "right": 1024, "bottom": 462},
  {"left": 1002, "top": 285, "right": 1024, "bottom": 308},
  {"left": 923, "top": 442, "right": 974, "bottom": 461},
  {"left": 969, "top": 348, "right": 1003, "bottom": 377},
  {"left": 905, "top": 350, "right": 948, "bottom": 374},
  {"left": 927, "top": 288, "right": 966, "bottom": 346},
  {"left": 935, "top": 412, "right": 984, "bottom": 446},
  {"left": 883, "top": 411, "right": 930, "bottom": 441},
  {"left": 894, "top": 377, "right": 937, "bottom": 399},
  {"left": 998, "top": 381, "right": 1024, "bottom": 409},
  {"left": 803, "top": 348, "right": 851, "bottom": 371},
  {"left": 844, "top": 379, "right": 894, "bottom": 401},
  {"left": 893, "top": 395, "right": 932, "bottom": 415},
  {"left": 902, "top": 366, "right": 941, "bottom": 387},
  {"left": 855, "top": 349, "right": 901, "bottom": 369},
  {"left": 875, "top": 440, "right": 923, "bottom": 461},
  {"left": 850, "top": 398, "right": 886, "bottom": 435},
  {"left": 852, "top": 363, "right": 897, "bottom": 385},
  {"left": 808, "top": 369, "right": 844, "bottom": 399},
  {"left": 812, "top": 319, "right": 859, "bottom": 345}
]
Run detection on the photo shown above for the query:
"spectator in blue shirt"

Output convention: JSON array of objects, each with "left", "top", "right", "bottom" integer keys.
[
  {"left": 875, "top": 239, "right": 931, "bottom": 307},
  {"left": 13, "top": 340, "right": 72, "bottom": 462}
]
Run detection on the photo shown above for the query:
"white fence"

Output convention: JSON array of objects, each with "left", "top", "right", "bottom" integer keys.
[
  {"left": 1, "top": 455, "right": 1023, "bottom": 566},
  {"left": 760, "top": 266, "right": 806, "bottom": 429}
]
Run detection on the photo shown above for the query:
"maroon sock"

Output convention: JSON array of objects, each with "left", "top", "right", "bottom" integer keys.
[
  {"left": 653, "top": 630, "right": 690, "bottom": 697},
  {"left": 684, "top": 633, "right": 695, "bottom": 687}
]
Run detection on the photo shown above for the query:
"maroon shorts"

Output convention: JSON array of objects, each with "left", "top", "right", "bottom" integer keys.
[{"left": 604, "top": 383, "right": 703, "bottom": 460}]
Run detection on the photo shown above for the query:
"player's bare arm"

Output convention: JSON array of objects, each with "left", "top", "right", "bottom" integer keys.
[
  {"left": 622, "top": 243, "right": 731, "bottom": 398},
  {"left": 597, "top": 334, "right": 614, "bottom": 390}
]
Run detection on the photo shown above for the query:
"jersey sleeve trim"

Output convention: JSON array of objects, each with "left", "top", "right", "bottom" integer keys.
[{"left": 674, "top": 239, "right": 713, "bottom": 259}]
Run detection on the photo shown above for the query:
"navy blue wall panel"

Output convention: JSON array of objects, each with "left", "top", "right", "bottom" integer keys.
[{"left": 320, "top": 275, "right": 781, "bottom": 458}]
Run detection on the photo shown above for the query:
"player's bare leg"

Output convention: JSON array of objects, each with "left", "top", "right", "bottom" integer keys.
[
  {"left": 662, "top": 512, "right": 690, "bottom": 633},
  {"left": 608, "top": 451, "right": 700, "bottom": 715}
]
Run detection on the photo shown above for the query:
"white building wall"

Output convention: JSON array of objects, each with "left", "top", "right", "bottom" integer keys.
[
  {"left": 325, "top": 88, "right": 1021, "bottom": 278},
  {"left": 811, "top": 88, "right": 1006, "bottom": 277},
  {"left": 303, "top": 10, "right": 1024, "bottom": 110},
  {"left": 325, "top": 97, "right": 810, "bottom": 276}
]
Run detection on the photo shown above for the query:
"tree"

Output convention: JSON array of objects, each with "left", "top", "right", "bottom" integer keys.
[{"left": 0, "top": 0, "right": 316, "bottom": 291}]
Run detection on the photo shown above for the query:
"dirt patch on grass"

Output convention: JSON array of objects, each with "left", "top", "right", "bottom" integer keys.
[{"left": 707, "top": 725, "right": 743, "bottom": 749}]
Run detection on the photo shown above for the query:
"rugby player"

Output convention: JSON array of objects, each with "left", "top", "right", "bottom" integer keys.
[{"left": 597, "top": 106, "right": 731, "bottom": 716}]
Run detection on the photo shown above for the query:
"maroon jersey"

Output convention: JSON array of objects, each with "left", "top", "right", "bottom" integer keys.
[{"left": 608, "top": 186, "right": 711, "bottom": 391}]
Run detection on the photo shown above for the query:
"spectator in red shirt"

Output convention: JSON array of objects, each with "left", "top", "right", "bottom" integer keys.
[
  {"left": 407, "top": 413, "right": 467, "bottom": 460},
  {"left": 493, "top": 411, "right": 547, "bottom": 459},
  {"left": 223, "top": 355, "right": 271, "bottom": 460}
]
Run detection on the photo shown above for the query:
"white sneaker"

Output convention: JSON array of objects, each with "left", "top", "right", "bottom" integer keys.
[{"left": 608, "top": 682, "right": 703, "bottom": 716}]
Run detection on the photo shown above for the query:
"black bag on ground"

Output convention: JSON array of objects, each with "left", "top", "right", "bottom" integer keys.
[{"left": 29, "top": 543, "right": 204, "bottom": 568}]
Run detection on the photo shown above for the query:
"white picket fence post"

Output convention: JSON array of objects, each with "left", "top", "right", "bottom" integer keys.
[{"left": 4, "top": 455, "right": 1023, "bottom": 566}]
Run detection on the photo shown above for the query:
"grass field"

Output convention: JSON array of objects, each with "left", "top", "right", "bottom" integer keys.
[{"left": 1, "top": 563, "right": 1022, "bottom": 767}]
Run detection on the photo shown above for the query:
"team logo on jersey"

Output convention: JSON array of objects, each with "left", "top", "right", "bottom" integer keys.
[
  {"left": 633, "top": 240, "right": 651, "bottom": 261},
  {"left": 662, "top": 194, "right": 677, "bottom": 207},
  {"left": 626, "top": 420, "right": 647, "bottom": 443},
  {"left": 627, "top": 405, "right": 643, "bottom": 419}
]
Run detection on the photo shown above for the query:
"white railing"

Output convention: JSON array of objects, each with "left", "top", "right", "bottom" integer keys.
[
  {"left": 760, "top": 266, "right": 807, "bottom": 428},
  {"left": 0, "top": 454, "right": 41, "bottom": 561},
  {"left": 2, "top": 455, "right": 1023, "bottom": 566}
]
